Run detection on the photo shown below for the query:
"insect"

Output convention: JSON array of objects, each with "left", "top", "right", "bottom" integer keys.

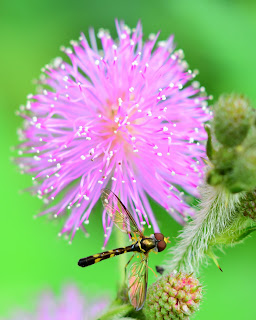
[{"left": 78, "top": 188, "right": 169, "bottom": 311}]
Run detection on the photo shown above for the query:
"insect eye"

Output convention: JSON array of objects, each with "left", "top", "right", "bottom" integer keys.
[
  {"left": 157, "top": 240, "right": 166, "bottom": 252},
  {"left": 154, "top": 233, "right": 164, "bottom": 241}
]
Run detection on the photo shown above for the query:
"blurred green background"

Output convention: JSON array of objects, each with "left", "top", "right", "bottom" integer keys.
[{"left": 1, "top": 0, "right": 256, "bottom": 319}]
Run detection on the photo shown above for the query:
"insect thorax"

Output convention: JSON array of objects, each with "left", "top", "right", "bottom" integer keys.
[{"left": 135, "top": 238, "right": 156, "bottom": 253}]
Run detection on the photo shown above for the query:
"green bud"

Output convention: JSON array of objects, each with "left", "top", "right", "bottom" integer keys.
[
  {"left": 206, "top": 146, "right": 236, "bottom": 188},
  {"left": 161, "top": 292, "right": 169, "bottom": 302},
  {"left": 144, "top": 272, "right": 202, "bottom": 320},
  {"left": 168, "top": 297, "right": 177, "bottom": 305},
  {"left": 169, "top": 288, "right": 178, "bottom": 297},
  {"left": 206, "top": 141, "right": 256, "bottom": 193},
  {"left": 161, "top": 307, "right": 168, "bottom": 315},
  {"left": 183, "top": 293, "right": 192, "bottom": 303},
  {"left": 226, "top": 148, "right": 256, "bottom": 193},
  {"left": 176, "top": 290, "right": 185, "bottom": 300},
  {"left": 163, "top": 283, "right": 172, "bottom": 293},
  {"left": 213, "top": 93, "right": 254, "bottom": 147}
]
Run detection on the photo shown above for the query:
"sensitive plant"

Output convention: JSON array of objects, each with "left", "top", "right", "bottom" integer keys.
[
  {"left": 168, "top": 94, "right": 256, "bottom": 274},
  {"left": 13, "top": 19, "right": 256, "bottom": 320},
  {"left": 15, "top": 20, "right": 210, "bottom": 247}
]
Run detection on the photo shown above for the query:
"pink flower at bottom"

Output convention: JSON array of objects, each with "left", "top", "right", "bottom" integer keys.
[
  {"left": 16, "top": 20, "right": 211, "bottom": 246},
  {"left": 3, "top": 285, "right": 109, "bottom": 320}
]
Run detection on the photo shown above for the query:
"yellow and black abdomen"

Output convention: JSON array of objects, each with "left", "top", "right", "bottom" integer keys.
[{"left": 78, "top": 245, "right": 134, "bottom": 267}]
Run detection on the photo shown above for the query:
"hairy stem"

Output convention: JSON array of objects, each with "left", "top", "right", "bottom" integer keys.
[{"left": 167, "top": 183, "right": 244, "bottom": 273}]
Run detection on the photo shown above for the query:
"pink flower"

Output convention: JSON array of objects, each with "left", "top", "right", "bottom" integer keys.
[
  {"left": 16, "top": 21, "right": 210, "bottom": 246},
  {"left": 3, "top": 285, "right": 109, "bottom": 320}
]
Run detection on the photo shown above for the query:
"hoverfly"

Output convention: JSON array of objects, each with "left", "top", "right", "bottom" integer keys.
[{"left": 78, "top": 188, "right": 169, "bottom": 311}]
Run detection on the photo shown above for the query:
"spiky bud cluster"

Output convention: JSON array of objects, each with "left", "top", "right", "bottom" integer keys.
[
  {"left": 144, "top": 271, "right": 202, "bottom": 320},
  {"left": 213, "top": 93, "right": 253, "bottom": 147},
  {"left": 241, "top": 190, "right": 256, "bottom": 221}
]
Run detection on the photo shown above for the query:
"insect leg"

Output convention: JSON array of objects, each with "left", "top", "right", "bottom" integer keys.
[
  {"left": 147, "top": 264, "right": 158, "bottom": 278},
  {"left": 124, "top": 253, "right": 135, "bottom": 278},
  {"left": 137, "top": 240, "right": 146, "bottom": 253}
]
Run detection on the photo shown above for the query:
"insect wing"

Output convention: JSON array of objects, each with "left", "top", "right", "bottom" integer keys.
[
  {"left": 127, "top": 253, "right": 148, "bottom": 311},
  {"left": 101, "top": 188, "right": 143, "bottom": 237}
]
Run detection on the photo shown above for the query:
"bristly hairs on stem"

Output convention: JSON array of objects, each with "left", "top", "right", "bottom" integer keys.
[{"left": 166, "top": 181, "right": 243, "bottom": 273}]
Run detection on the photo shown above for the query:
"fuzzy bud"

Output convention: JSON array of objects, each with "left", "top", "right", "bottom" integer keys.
[
  {"left": 226, "top": 147, "right": 256, "bottom": 193},
  {"left": 144, "top": 271, "right": 202, "bottom": 320},
  {"left": 207, "top": 146, "right": 256, "bottom": 193},
  {"left": 206, "top": 95, "right": 256, "bottom": 192},
  {"left": 213, "top": 93, "right": 253, "bottom": 147}
]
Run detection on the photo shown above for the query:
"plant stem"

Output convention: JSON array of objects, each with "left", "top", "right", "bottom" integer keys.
[
  {"left": 98, "top": 304, "right": 133, "bottom": 320},
  {"left": 167, "top": 183, "right": 243, "bottom": 273},
  {"left": 115, "top": 227, "right": 128, "bottom": 285}
]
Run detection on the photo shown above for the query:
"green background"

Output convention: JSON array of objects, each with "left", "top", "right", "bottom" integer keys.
[{"left": 1, "top": 0, "right": 256, "bottom": 319}]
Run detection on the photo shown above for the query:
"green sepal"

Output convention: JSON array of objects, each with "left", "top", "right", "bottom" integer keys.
[
  {"left": 209, "top": 215, "right": 256, "bottom": 246},
  {"left": 205, "top": 124, "right": 215, "bottom": 160},
  {"left": 206, "top": 247, "right": 223, "bottom": 272},
  {"left": 235, "top": 226, "right": 256, "bottom": 242}
]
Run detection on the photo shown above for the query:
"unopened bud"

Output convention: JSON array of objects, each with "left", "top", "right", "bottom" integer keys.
[
  {"left": 144, "top": 271, "right": 202, "bottom": 320},
  {"left": 226, "top": 147, "right": 256, "bottom": 193},
  {"left": 213, "top": 93, "right": 253, "bottom": 147}
]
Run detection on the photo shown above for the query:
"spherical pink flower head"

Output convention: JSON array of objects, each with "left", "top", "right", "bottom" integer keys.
[
  {"left": 3, "top": 285, "right": 109, "bottom": 320},
  {"left": 16, "top": 21, "right": 211, "bottom": 245}
]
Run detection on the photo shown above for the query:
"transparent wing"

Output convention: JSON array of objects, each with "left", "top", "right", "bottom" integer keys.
[
  {"left": 101, "top": 188, "right": 143, "bottom": 237},
  {"left": 127, "top": 253, "right": 148, "bottom": 311}
]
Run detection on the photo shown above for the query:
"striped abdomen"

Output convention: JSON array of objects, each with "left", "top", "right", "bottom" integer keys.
[{"left": 78, "top": 245, "right": 134, "bottom": 267}]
